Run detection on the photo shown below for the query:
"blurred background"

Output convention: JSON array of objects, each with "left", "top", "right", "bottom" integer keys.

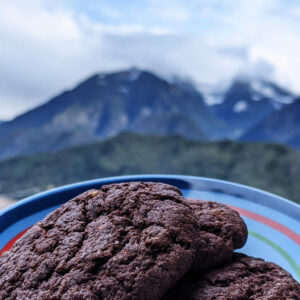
[{"left": 1, "top": 0, "right": 300, "bottom": 207}]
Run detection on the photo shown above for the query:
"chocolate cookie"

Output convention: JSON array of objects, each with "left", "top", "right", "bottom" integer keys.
[
  {"left": 163, "top": 253, "right": 300, "bottom": 299},
  {"left": 186, "top": 200, "right": 247, "bottom": 271},
  {"left": 0, "top": 182, "right": 200, "bottom": 300}
]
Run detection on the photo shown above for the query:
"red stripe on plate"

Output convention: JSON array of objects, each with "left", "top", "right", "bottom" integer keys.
[
  {"left": 229, "top": 205, "right": 300, "bottom": 246},
  {"left": 0, "top": 228, "right": 29, "bottom": 256}
]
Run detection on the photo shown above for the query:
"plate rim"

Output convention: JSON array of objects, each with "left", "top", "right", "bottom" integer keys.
[{"left": 1, "top": 174, "right": 299, "bottom": 233}]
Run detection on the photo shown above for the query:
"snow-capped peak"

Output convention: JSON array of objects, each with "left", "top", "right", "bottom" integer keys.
[{"left": 251, "top": 80, "right": 294, "bottom": 104}]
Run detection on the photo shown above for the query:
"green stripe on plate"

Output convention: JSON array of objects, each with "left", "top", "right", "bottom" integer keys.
[{"left": 249, "top": 231, "right": 300, "bottom": 282}]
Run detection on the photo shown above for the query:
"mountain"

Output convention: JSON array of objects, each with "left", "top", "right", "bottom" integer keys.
[
  {"left": 241, "top": 98, "right": 300, "bottom": 148},
  {"left": 210, "top": 79, "right": 295, "bottom": 138},
  {"left": 1, "top": 133, "right": 300, "bottom": 204},
  {"left": 0, "top": 68, "right": 228, "bottom": 160},
  {"left": 0, "top": 69, "right": 298, "bottom": 160}
]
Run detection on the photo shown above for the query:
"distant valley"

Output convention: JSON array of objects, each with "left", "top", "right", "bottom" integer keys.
[{"left": 1, "top": 133, "right": 300, "bottom": 204}]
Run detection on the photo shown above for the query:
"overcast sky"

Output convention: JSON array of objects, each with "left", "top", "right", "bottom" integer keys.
[{"left": 1, "top": 0, "right": 300, "bottom": 120}]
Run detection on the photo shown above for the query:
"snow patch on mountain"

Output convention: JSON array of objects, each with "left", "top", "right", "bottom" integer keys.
[
  {"left": 129, "top": 68, "right": 141, "bottom": 81},
  {"left": 233, "top": 100, "right": 248, "bottom": 113},
  {"left": 203, "top": 93, "right": 224, "bottom": 105},
  {"left": 119, "top": 86, "right": 129, "bottom": 94},
  {"left": 142, "top": 107, "right": 152, "bottom": 116},
  {"left": 119, "top": 114, "right": 128, "bottom": 126},
  {"left": 198, "top": 81, "right": 229, "bottom": 105},
  {"left": 252, "top": 94, "right": 263, "bottom": 101},
  {"left": 251, "top": 81, "right": 294, "bottom": 104},
  {"left": 98, "top": 74, "right": 107, "bottom": 86},
  {"left": 272, "top": 101, "right": 283, "bottom": 110}
]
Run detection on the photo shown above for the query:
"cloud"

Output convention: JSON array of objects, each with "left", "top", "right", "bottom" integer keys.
[
  {"left": 0, "top": 0, "right": 300, "bottom": 119},
  {"left": 218, "top": 46, "right": 249, "bottom": 61}
]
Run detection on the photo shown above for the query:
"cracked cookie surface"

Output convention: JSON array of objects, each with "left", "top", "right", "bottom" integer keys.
[
  {"left": 163, "top": 253, "right": 300, "bottom": 299},
  {"left": 0, "top": 182, "right": 200, "bottom": 300}
]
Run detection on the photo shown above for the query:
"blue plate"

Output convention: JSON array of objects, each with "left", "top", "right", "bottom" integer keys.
[{"left": 0, "top": 175, "right": 299, "bottom": 282}]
